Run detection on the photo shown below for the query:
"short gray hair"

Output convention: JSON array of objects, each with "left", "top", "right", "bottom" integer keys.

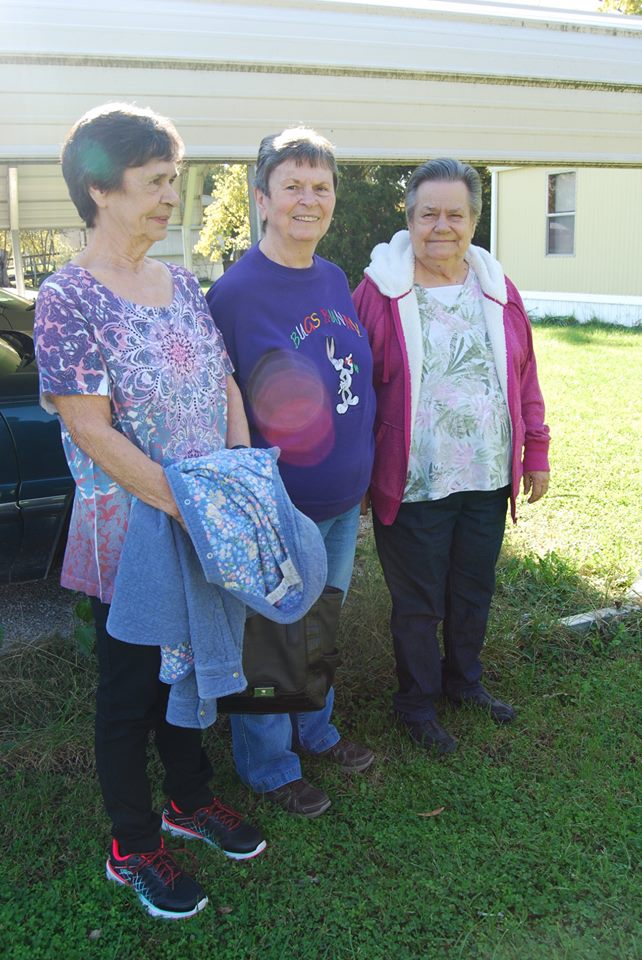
[
  {"left": 254, "top": 126, "right": 338, "bottom": 195},
  {"left": 405, "top": 158, "right": 482, "bottom": 225},
  {"left": 61, "top": 102, "right": 183, "bottom": 228}
]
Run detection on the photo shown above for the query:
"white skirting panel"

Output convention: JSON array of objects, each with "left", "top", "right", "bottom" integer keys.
[{"left": 522, "top": 292, "right": 642, "bottom": 328}]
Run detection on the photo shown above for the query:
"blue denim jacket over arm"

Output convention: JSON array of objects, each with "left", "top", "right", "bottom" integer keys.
[{"left": 107, "top": 448, "right": 327, "bottom": 729}]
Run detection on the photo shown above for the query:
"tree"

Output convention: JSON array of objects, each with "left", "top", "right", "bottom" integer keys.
[
  {"left": 0, "top": 228, "right": 78, "bottom": 287},
  {"left": 319, "top": 163, "right": 492, "bottom": 289},
  {"left": 474, "top": 166, "right": 492, "bottom": 255},
  {"left": 194, "top": 161, "right": 492, "bottom": 289},
  {"left": 194, "top": 162, "right": 414, "bottom": 283},
  {"left": 194, "top": 164, "right": 251, "bottom": 264},
  {"left": 317, "top": 163, "right": 413, "bottom": 289},
  {"left": 599, "top": 0, "right": 641, "bottom": 12}
]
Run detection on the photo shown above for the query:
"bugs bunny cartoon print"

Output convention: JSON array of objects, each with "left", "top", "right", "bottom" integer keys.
[{"left": 325, "top": 336, "right": 360, "bottom": 415}]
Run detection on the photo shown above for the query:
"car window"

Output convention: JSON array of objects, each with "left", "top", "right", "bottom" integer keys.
[
  {"left": 0, "top": 335, "right": 23, "bottom": 376},
  {"left": 0, "top": 329, "right": 36, "bottom": 361},
  {"left": 0, "top": 332, "right": 38, "bottom": 396},
  {"left": 0, "top": 289, "right": 36, "bottom": 334}
]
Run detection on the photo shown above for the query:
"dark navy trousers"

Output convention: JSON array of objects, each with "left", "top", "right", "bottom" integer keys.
[
  {"left": 373, "top": 486, "right": 510, "bottom": 722},
  {"left": 92, "top": 598, "right": 213, "bottom": 854}
]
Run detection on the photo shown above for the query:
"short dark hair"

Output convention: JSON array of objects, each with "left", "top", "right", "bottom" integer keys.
[
  {"left": 254, "top": 126, "right": 338, "bottom": 196},
  {"left": 61, "top": 102, "right": 184, "bottom": 227},
  {"left": 405, "top": 158, "right": 482, "bottom": 225}
]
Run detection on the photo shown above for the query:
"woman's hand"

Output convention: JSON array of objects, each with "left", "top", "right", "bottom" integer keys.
[{"left": 522, "top": 470, "right": 550, "bottom": 504}]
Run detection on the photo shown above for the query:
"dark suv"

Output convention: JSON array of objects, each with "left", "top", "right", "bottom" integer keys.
[{"left": 0, "top": 289, "right": 73, "bottom": 583}]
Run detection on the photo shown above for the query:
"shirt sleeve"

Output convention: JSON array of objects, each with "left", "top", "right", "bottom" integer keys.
[{"left": 34, "top": 279, "right": 110, "bottom": 414}]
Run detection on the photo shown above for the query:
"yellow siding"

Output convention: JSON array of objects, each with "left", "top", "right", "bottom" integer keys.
[{"left": 496, "top": 167, "right": 642, "bottom": 297}]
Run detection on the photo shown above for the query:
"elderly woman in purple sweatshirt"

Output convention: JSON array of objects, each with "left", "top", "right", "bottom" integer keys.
[
  {"left": 354, "top": 158, "right": 550, "bottom": 755},
  {"left": 208, "top": 127, "right": 376, "bottom": 817}
]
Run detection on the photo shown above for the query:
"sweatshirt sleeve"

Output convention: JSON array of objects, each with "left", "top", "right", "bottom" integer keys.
[
  {"left": 506, "top": 279, "right": 551, "bottom": 472},
  {"left": 206, "top": 279, "right": 239, "bottom": 371},
  {"left": 353, "top": 277, "right": 390, "bottom": 389}
]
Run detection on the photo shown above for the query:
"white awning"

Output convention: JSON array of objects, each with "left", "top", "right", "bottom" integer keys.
[{"left": 1, "top": 0, "right": 640, "bottom": 236}]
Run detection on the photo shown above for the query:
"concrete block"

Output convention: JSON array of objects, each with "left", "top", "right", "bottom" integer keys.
[{"left": 559, "top": 606, "right": 638, "bottom": 634}]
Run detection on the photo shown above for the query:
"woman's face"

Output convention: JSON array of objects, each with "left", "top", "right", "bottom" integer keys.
[
  {"left": 408, "top": 179, "right": 476, "bottom": 271},
  {"left": 256, "top": 159, "right": 336, "bottom": 250},
  {"left": 91, "top": 157, "right": 179, "bottom": 245}
]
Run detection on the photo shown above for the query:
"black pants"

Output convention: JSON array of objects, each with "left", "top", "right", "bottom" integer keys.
[
  {"left": 373, "top": 487, "right": 509, "bottom": 722},
  {"left": 92, "top": 599, "right": 213, "bottom": 854}
]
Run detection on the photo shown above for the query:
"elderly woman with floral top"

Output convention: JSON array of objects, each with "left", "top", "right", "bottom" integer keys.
[
  {"left": 34, "top": 103, "right": 265, "bottom": 922},
  {"left": 353, "top": 158, "right": 550, "bottom": 755}
]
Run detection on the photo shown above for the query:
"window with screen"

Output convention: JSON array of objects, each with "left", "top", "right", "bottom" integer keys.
[{"left": 546, "top": 172, "right": 575, "bottom": 256}]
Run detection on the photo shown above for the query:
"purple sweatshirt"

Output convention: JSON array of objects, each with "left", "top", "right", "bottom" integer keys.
[{"left": 207, "top": 245, "right": 375, "bottom": 521}]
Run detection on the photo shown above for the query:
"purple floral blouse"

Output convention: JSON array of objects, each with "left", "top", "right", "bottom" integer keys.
[{"left": 34, "top": 262, "right": 232, "bottom": 601}]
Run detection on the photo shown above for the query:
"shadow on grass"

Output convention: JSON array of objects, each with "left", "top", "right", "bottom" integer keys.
[
  {"left": 490, "top": 543, "right": 640, "bottom": 671},
  {"left": 2, "top": 529, "right": 641, "bottom": 960},
  {"left": 1, "top": 528, "right": 639, "bottom": 777},
  {"left": 335, "top": 528, "right": 640, "bottom": 725},
  {"left": 532, "top": 318, "right": 642, "bottom": 347}
]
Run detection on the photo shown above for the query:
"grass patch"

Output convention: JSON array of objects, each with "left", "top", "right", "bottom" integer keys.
[
  {"left": 505, "top": 322, "right": 642, "bottom": 598},
  {"left": 1, "top": 323, "right": 641, "bottom": 959}
]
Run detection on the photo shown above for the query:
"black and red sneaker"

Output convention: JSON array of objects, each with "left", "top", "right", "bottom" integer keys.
[
  {"left": 106, "top": 838, "right": 208, "bottom": 920},
  {"left": 162, "top": 797, "right": 266, "bottom": 860}
]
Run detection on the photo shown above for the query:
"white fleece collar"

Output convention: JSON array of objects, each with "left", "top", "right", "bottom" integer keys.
[
  {"left": 466, "top": 246, "right": 509, "bottom": 407},
  {"left": 364, "top": 231, "right": 511, "bottom": 425},
  {"left": 466, "top": 244, "right": 507, "bottom": 305},
  {"left": 364, "top": 230, "right": 414, "bottom": 298},
  {"left": 365, "top": 230, "right": 507, "bottom": 303}
]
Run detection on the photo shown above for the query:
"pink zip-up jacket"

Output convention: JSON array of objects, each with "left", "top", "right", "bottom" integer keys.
[{"left": 353, "top": 230, "right": 550, "bottom": 525}]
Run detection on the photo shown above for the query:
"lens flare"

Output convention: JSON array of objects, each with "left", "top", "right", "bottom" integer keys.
[
  {"left": 81, "top": 141, "right": 115, "bottom": 181},
  {"left": 247, "top": 350, "right": 334, "bottom": 467}
]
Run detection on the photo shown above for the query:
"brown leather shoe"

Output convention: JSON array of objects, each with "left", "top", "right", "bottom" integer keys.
[
  {"left": 316, "top": 739, "right": 375, "bottom": 773},
  {"left": 263, "top": 778, "right": 331, "bottom": 818}
]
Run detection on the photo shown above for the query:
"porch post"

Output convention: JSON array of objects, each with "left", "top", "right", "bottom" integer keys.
[{"left": 8, "top": 167, "right": 26, "bottom": 296}]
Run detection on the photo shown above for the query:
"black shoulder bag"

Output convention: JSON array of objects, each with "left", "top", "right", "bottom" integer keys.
[{"left": 216, "top": 586, "right": 343, "bottom": 714}]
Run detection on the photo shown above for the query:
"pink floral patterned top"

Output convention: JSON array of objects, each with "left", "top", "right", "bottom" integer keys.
[{"left": 34, "top": 262, "right": 232, "bottom": 602}]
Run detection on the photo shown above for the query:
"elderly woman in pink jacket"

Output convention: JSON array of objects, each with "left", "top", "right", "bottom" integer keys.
[{"left": 353, "top": 158, "right": 550, "bottom": 755}]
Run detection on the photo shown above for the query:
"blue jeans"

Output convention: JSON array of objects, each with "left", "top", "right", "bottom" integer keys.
[{"left": 230, "top": 504, "right": 361, "bottom": 793}]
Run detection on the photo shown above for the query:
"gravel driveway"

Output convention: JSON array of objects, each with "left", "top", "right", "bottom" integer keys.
[
  {"left": 0, "top": 516, "right": 375, "bottom": 652},
  {"left": 0, "top": 576, "right": 79, "bottom": 650}
]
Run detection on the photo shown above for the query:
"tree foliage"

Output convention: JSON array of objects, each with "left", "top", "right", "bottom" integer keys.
[
  {"left": 0, "top": 229, "right": 78, "bottom": 286},
  {"left": 194, "top": 164, "right": 251, "bottom": 264},
  {"left": 599, "top": 0, "right": 641, "bottom": 12},
  {"left": 320, "top": 163, "right": 492, "bottom": 289},
  {"left": 318, "top": 163, "right": 413, "bottom": 289},
  {"left": 475, "top": 165, "right": 492, "bottom": 256},
  {"left": 194, "top": 162, "right": 492, "bottom": 289}
]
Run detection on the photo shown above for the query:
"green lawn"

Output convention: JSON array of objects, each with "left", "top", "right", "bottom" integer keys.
[{"left": 1, "top": 321, "right": 641, "bottom": 960}]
